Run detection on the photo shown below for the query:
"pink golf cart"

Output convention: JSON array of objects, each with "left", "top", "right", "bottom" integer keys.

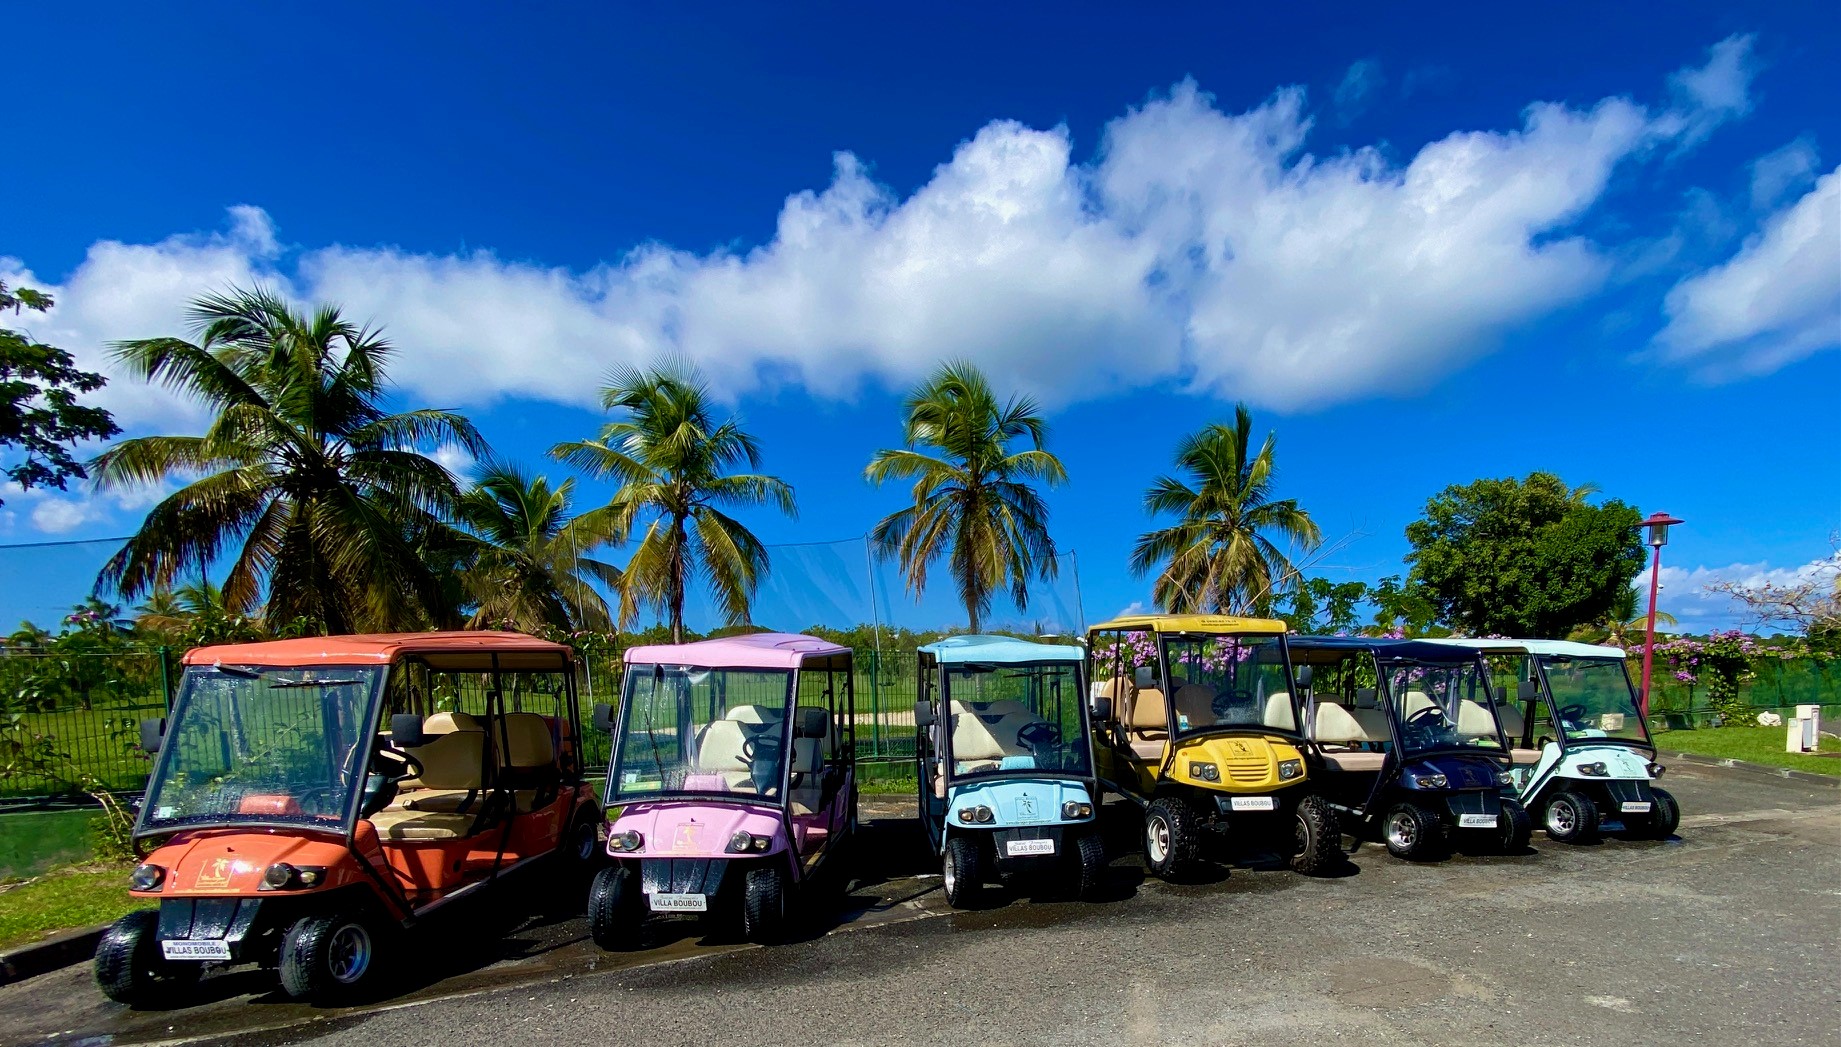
[{"left": 585, "top": 633, "right": 857, "bottom": 946}]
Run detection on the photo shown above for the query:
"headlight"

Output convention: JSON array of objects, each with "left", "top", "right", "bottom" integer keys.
[
  {"left": 1277, "top": 759, "right": 1303, "bottom": 781},
  {"left": 1190, "top": 761, "right": 1220, "bottom": 782},
  {"left": 1411, "top": 773, "right": 1448, "bottom": 789},
  {"left": 129, "top": 864, "right": 165, "bottom": 892},
  {"left": 609, "top": 830, "right": 645, "bottom": 852},
  {"left": 263, "top": 863, "right": 296, "bottom": 889},
  {"left": 1062, "top": 800, "right": 1093, "bottom": 819},
  {"left": 1494, "top": 771, "right": 1514, "bottom": 787},
  {"left": 957, "top": 808, "right": 976, "bottom": 824},
  {"left": 260, "top": 863, "right": 328, "bottom": 890},
  {"left": 726, "top": 830, "right": 773, "bottom": 853},
  {"left": 1578, "top": 762, "right": 1608, "bottom": 777},
  {"left": 974, "top": 805, "right": 994, "bottom": 824},
  {"left": 1646, "top": 762, "right": 1665, "bottom": 778}
]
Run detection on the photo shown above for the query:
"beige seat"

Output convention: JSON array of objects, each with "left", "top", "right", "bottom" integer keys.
[
  {"left": 1401, "top": 690, "right": 1436, "bottom": 718},
  {"left": 1312, "top": 700, "right": 1390, "bottom": 774},
  {"left": 1263, "top": 692, "right": 1297, "bottom": 730},
  {"left": 370, "top": 714, "right": 490, "bottom": 840},
  {"left": 789, "top": 708, "right": 830, "bottom": 811},
  {"left": 951, "top": 699, "right": 1030, "bottom": 719},
  {"left": 1322, "top": 751, "right": 1389, "bottom": 772},
  {"left": 725, "top": 704, "right": 784, "bottom": 725},
  {"left": 1496, "top": 705, "right": 1541, "bottom": 764},
  {"left": 950, "top": 709, "right": 1029, "bottom": 773},
  {"left": 694, "top": 719, "right": 759, "bottom": 792},
  {"left": 1125, "top": 688, "right": 1168, "bottom": 760}
]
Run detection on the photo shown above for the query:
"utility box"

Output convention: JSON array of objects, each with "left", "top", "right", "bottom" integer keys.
[{"left": 1787, "top": 704, "right": 1822, "bottom": 753}]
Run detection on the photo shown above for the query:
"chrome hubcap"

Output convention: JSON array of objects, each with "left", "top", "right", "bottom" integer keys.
[
  {"left": 1387, "top": 812, "right": 1416, "bottom": 850},
  {"left": 1294, "top": 812, "right": 1311, "bottom": 856},
  {"left": 327, "top": 923, "right": 371, "bottom": 985},
  {"left": 1147, "top": 815, "right": 1170, "bottom": 864},
  {"left": 943, "top": 850, "right": 957, "bottom": 895},
  {"left": 1548, "top": 801, "right": 1576, "bottom": 835}
]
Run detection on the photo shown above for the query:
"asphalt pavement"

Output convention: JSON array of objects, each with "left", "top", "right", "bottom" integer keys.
[{"left": 2, "top": 763, "right": 1836, "bottom": 1047}]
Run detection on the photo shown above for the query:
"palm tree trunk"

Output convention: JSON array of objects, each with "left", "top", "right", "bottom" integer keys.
[{"left": 669, "top": 514, "right": 687, "bottom": 645}]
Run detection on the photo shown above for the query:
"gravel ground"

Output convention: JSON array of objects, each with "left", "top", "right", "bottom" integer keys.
[{"left": 3, "top": 765, "right": 1836, "bottom": 1047}]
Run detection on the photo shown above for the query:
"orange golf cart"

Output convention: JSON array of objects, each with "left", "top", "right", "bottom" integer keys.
[{"left": 94, "top": 631, "right": 601, "bottom": 1006}]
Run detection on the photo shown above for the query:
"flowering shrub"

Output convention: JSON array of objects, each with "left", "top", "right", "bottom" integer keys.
[{"left": 1651, "top": 631, "right": 1760, "bottom": 726}]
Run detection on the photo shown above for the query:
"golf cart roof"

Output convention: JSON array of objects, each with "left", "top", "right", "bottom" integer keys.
[
  {"left": 918, "top": 634, "right": 1083, "bottom": 665},
  {"left": 622, "top": 632, "right": 850, "bottom": 669},
  {"left": 1087, "top": 613, "right": 1288, "bottom": 636},
  {"left": 182, "top": 630, "right": 573, "bottom": 668},
  {"left": 1425, "top": 638, "right": 1627, "bottom": 659},
  {"left": 1289, "top": 635, "right": 1487, "bottom": 664}
]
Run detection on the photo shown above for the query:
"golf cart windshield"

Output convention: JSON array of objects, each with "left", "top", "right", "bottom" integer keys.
[
  {"left": 1383, "top": 658, "right": 1507, "bottom": 757},
  {"left": 140, "top": 664, "right": 386, "bottom": 834},
  {"left": 1162, "top": 634, "right": 1298, "bottom": 735},
  {"left": 944, "top": 662, "right": 1090, "bottom": 781},
  {"left": 609, "top": 665, "right": 792, "bottom": 804},
  {"left": 1540, "top": 656, "right": 1650, "bottom": 745}
]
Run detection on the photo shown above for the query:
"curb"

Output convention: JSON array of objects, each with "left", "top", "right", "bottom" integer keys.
[
  {"left": 1661, "top": 749, "right": 1841, "bottom": 790},
  {"left": 0, "top": 923, "right": 105, "bottom": 987}
]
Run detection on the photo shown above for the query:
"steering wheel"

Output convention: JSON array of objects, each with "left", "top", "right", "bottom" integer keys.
[
  {"left": 1557, "top": 704, "right": 1589, "bottom": 723},
  {"left": 1406, "top": 706, "right": 1447, "bottom": 726},
  {"left": 1017, "top": 721, "right": 1062, "bottom": 748},
  {"left": 371, "top": 745, "right": 424, "bottom": 783}
]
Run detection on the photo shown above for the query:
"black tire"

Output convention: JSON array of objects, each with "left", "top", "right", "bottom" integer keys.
[
  {"left": 278, "top": 912, "right": 384, "bottom": 1003},
  {"left": 1073, "top": 831, "right": 1107, "bottom": 901},
  {"left": 1143, "top": 796, "right": 1201, "bottom": 881},
  {"left": 94, "top": 909, "right": 199, "bottom": 1007},
  {"left": 586, "top": 865, "right": 642, "bottom": 951},
  {"left": 941, "top": 834, "right": 984, "bottom": 909},
  {"left": 1646, "top": 787, "right": 1681, "bottom": 840},
  {"left": 1499, "top": 797, "right": 1533, "bottom": 854},
  {"left": 559, "top": 808, "right": 604, "bottom": 871},
  {"left": 1382, "top": 802, "right": 1445, "bottom": 861},
  {"left": 741, "top": 863, "right": 789, "bottom": 944},
  {"left": 1289, "top": 794, "right": 1340, "bottom": 875},
  {"left": 1543, "top": 790, "right": 1600, "bottom": 844}
]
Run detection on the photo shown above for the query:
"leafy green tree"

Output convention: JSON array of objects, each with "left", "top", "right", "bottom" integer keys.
[
  {"left": 0, "top": 281, "right": 119, "bottom": 504},
  {"left": 454, "top": 462, "right": 624, "bottom": 632},
  {"left": 1131, "top": 404, "right": 1320, "bottom": 616},
  {"left": 1285, "top": 577, "right": 1370, "bottom": 634},
  {"left": 553, "top": 362, "right": 794, "bottom": 644},
  {"left": 1366, "top": 575, "right": 1443, "bottom": 636},
  {"left": 865, "top": 362, "right": 1067, "bottom": 633},
  {"left": 1404, "top": 472, "right": 1645, "bottom": 637},
  {"left": 92, "top": 287, "right": 487, "bottom": 633}
]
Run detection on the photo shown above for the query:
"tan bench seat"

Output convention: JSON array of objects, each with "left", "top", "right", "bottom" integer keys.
[
  {"left": 1321, "top": 750, "right": 1387, "bottom": 772},
  {"left": 367, "top": 808, "right": 475, "bottom": 841},
  {"left": 1510, "top": 747, "right": 1541, "bottom": 766}
]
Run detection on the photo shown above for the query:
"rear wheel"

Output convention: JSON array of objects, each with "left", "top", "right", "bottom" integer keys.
[
  {"left": 278, "top": 912, "right": 384, "bottom": 1003},
  {"left": 1290, "top": 794, "right": 1340, "bottom": 875},
  {"left": 1383, "top": 802, "right": 1444, "bottom": 861},
  {"left": 94, "top": 909, "right": 200, "bottom": 1007},
  {"left": 942, "top": 834, "right": 984, "bottom": 909},
  {"left": 1143, "top": 797, "right": 1200, "bottom": 881},
  {"left": 1073, "top": 831, "right": 1107, "bottom": 901},
  {"left": 1645, "top": 787, "right": 1680, "bottom": 840},
  {"left": 741, "top": 863, "right": 789, "bottom": 944},
  {"left": 1499, "top": 797, "right": 1532, "bottom": 854},
  {"left": 1543, "top": 790, "right": 1600, "bottom": 843},
  {"left": 586, "top": 865, "right": 642, "bottom": 951}
]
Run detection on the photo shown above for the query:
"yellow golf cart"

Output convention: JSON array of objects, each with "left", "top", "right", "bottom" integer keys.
[{"left": 1086, "top": 614, "right": 1337, "bottom": 879}]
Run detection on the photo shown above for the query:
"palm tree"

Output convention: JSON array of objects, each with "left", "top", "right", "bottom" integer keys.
[
  {"left": 864, "top": 362, "right": 1067, "bottom": 633},
  {"left": 454, "top": 462, "right": 624, "bottom": 632},
  {"left": 1130, "top": 404, "right": 1321, "bottom": 616},
  {"left": 91, "top": 287, "right": 487, "bottom": 633},
  {"left": 552, "top": 362, "right": 794, "bottom": 644}
]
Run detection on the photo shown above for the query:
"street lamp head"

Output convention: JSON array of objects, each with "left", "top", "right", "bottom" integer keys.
[{"left": 1639, "top": 511, "right": 1684, "bottom": 548}]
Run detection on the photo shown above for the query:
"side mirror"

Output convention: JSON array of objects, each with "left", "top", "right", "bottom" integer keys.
[
  {"left": 1090, "top": 696, "right": 1112, "bottom": 720},
  {"left": 913, "top": 700, "right": 935, "bottom": 728},
  {"left": 389, "top": 713, "right": 429, "bottom": 749},
  {"left": 1517, "top": 680, "right": 1538, "bottom": 702},
  {"left": 1294, "top": 665, "right": 1314, "bottom": 693},
  {"left": 139, "top": 717, "right": 165, "bottom": 754},
  {"left": 796, "top": 707, "right": 829, "bottom": 739},
  {"left": 591, "top": 703, "right": 616, "bottom": 734},
  {"left": 1133, "top": 665, "right": 1155, "bottom": 689}
]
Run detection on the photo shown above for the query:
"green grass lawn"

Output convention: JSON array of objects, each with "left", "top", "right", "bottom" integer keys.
[
  {"left": 1657, "top": 725, "right": 1841, "bottom": 776},
  {"left": 0, "top": 866, "right": 145, "bottom": 952},
  {"left": 0, "top": 809, "right": 100, "bottom": 879}
]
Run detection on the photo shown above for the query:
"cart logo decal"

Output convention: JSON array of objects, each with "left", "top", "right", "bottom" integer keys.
[
  {"left": 1016, "top": 794, "right": 1037, "bottom": 818},
  {"left": 672, "top": 824, "right": 702, "bottom": 852},
  {"left": 1228, "top": 741, "right": 1251, "bottom": 755},
  {"left": 193, "top": 857, "right": 233, "bottom": 890}
]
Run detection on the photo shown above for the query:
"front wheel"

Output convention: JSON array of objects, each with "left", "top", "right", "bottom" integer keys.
[
  {"left": 1073, "top": 831, "right": 1107, "bottom": 901},
  {"left": 278, "top": 912, "right": 385, "bottom": 1003},
  {"left": 1383, "top": 802, "right": 1445, "bottom": 861},
  {"left": 94, "top": 909, "right": 200, "bottom": 1007},
  {"left": 942, "top": 835, "right": 984, "bottom": 909},
  {"left": 742, "top": 863, "right": 789, "bottom": 944},
  {"left": 1645, "top": 787, "right": 1681, "bottom": 840},
  {"left": 587, "top": 865, "right": 642, "bottom": 951},
  {"left": 1499, "top": 797, "right": 1532, "bottom": 854},
  {"left": 1290, "top": 794, "right": 1341, "bottom": 875},
  {"left": 1543, "top": 790, "right": 1600, "bottom": 844},
  {"left": 1143, "top": 797, "right": 1200, "bottom": 881}
]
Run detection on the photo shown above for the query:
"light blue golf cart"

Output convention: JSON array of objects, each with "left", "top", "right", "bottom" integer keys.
[
  {"left": 1429, "top": 639, "right": 1679, "bottom": 843},
  {"left": 913, "top": 635, "right": 1104, "bottom": 908}
]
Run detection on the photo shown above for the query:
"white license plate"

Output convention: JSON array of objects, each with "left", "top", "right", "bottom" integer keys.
[
  {"left": 1621, "top": 801, "right": 1653, "bottom": 814},
  {"left": 1005, "top": 838, "right": 1056, "bottom": 857},
  {"left": 1458, "top": 813, "right": 1498, "bottom": 829},
  {"left": 649, "top": 892, "right": 709, "bottom": 912},
  {"left": 161, "top": 939, "right": 230, "bottom": 961},
  {"left": 1229, "top": 796, "right": 1276, "bottom": 812}
]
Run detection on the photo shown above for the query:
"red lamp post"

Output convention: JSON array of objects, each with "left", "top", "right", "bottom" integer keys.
[{"left": 1637, "top": 512, "right": 1684, "bottom": 719}]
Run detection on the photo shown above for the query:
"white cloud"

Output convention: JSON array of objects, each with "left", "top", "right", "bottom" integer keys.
[
  {"left": 7, "top": 38, "right": 1760, "bottom": 426},
  {"left": 431, "top": 444, "right": 477, "bottom": 481},
  {"left": 29, "top": 496, "right": 104, "bottom": 534},
  {"left": 1332, "top": 59, "right": 1384, "bottom": 123},
  {"left": 1655, "top": 168, "right": 1841, "bottom": 374},
  {"left": 1648, "top": 553, "right": 1841, "bottom": 631},
  {"left": 1750, "top": 138, "right": 1821, "bottom": 211}
]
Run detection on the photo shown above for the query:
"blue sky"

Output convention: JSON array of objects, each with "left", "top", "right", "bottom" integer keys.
[{"left": 2, "top": 2, "right": 1837, "bottom": 635}]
